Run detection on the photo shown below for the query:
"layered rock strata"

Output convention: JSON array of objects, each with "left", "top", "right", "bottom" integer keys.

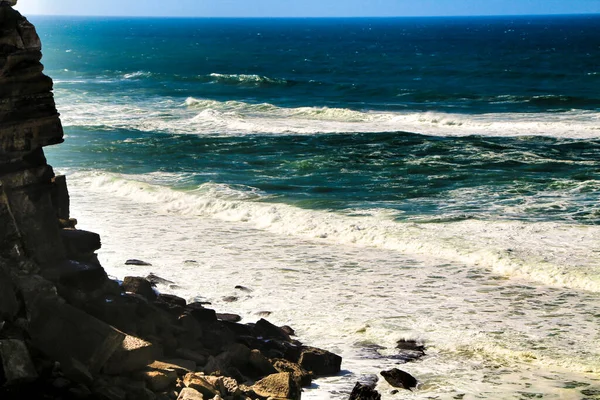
[{"left": 0, "top": 3, "right": 342, "bottom": 399}]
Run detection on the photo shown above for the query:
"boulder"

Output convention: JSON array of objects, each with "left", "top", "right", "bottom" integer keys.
[
  {"left": 380, "top": 368, "right": 417, "bottom": 390},
  {"left": 60, "top": 229, "right": 101, "bottom": 259},
  {"left": 122, "top": 276, "right": 157, "bottom": 301},
  {"left": 253, "top": 318, "right": 290, "bottom": 341},
  {"left": 103, "top": 335, "right": 161, "bottom": 375},
  {"left": 176, "top": 387, "right": 204, "bottom": 400},
  {"left": 216, "top": 313, "right": 241, "bottom": 323},
  {"left": 158, "top": 293, "right": 186, "bottom": 307},
  {"left": 272, "top": 358, "right": 312, "bottom": 387},
  {"left": 349, "top": 381, "right": 381, "bottom": 400},
  {"left": 0, "top": 339, "right": 38, "bottom": 385},
  {"left": 248, "top": 349, "right": 277, "bottom": 377},
  {"left": 142, "top": 370, "right": 178, "bottom": 392},
  {"left": 252, "top": 372, "right": 300, "bottom": 400},
  {"left": 147, "top": 273, "right": 174, "bottom": 286},
  {"left": 28, "top": 299, "right": 125, "bottom": 373},
  {"left": 183, "top": 373, "right": 220, "bottom": 398},
  {"left": 125, "top": 259, "right": 152, "bottom": 266},
  {"left": 298, "top": 346, "right": 342, "bottom": 377}
]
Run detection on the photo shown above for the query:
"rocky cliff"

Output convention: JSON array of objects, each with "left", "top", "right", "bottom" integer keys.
[{"left": 0, "top": 3, "right": 342, "bottom": 399}]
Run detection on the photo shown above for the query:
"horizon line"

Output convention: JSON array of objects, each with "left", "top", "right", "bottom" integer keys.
[{"left": 22, "top": 12, "right": 600, "bottom": 19}]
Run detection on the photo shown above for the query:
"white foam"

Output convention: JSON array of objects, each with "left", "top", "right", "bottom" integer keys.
[
  {"left": 70, "top": 171, "right": 600, "bottom": 293},
  {"left": 63, "top": 170, "right": 600, "bottom": 399},
  {"left": 53, "top": 93, "right": 600, "bottom": 139}
]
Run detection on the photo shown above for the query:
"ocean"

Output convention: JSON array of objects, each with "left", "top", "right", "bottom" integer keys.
[{"left": 32, "top": 15, "right": 600, "bottom": 399}]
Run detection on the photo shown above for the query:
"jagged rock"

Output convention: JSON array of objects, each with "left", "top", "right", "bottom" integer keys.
[
  {"left": 252, "top": 372, "right": 300, "bottom": 400},
  {"left": 349, "top": 382, "right": 381, "bottom": 400},
  {"left": 122, "top": 276, "right": 157, "bottom": 301},
  {"left": 125, "top": 259, "right": 152, "bottom": 266},
  {"left": 280, "top": 325, "right": 295, "bottom": 337},
  {"left": 0, "top": 339, "right": 38, "bottom": 385},
  {"left": 183, "top": 373, "right": 220, "bottom": 398},
  {"left": 272, "top": 358, "right": 312, "bottom": 387},
  {"left": 158, "top": 293, "right": 185, "bottom": 307},
  {"left": 176, "top": 387, "right": 204, "bottom": 400},
  {"left": 42, "top": 258, "right": 108, "bottom": 292},
  {"left": 186, "top": 306, "right": 217, "bottom": 324},
  {"left": 380, "top": 368, "right": 417, "bottom": 390},
  {"left": 103, "top": 335, "right": 161, "bottom": 375},
  {"left": 62, "top": 357, "right": 94, "bottom": 385},
  {"left": 234, "top": 285, "right": 252, "bottom": 292},
  {"left": 298, "top": 346, "right": 342, "bottom": 377}
]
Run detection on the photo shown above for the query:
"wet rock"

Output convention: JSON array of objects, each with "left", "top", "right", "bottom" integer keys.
[
  {"left": 393, "top": 339, "right": 425, "bottom": 362},
  {"left": 0, "top": 339, "right": 38, "bottom": 385},
  {"left": 380, "top": 368, "right": 417, "bottom": 390},
  {"left": 252, "top": 372, "right": 300, "bottom": 400},
  {"left": 349, "top": 381, "right": 381, "bottom": 400},
  {"left": 147, "top": 273, "right": 174, "bottom": 285},
  {"left": 222, "top": 296, "right": 238, "bottom": 303},
  {"left": 216, "top": 313, "right": 241, "bottom": 323},
  {"left": 125, "top": 259, "right": 152, "bottom": 266},
  {"left": 60, "top": 229, "right": 101, "bottom": 259},
  {"left": 298, "top": 346, "right": 342, "bottom": 377},
  {"left": 122, "top": 276, "right": 157, "bottom": 301},
  {"left": 253, "top": 318, "right": 291, "bottom": 341},
  {"left": 280, "top": 325, "right": 295, "bottom": 337},
  {"left": 256, "top": 311, "right": 272, "bottom": 317},
  {"left": 234, "top": 285, "right": 252, "bottom": 292}
]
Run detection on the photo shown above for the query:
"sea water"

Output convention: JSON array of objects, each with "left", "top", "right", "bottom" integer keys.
[{"left": 33, "top": 15, "right": 600, "bottom": 399}]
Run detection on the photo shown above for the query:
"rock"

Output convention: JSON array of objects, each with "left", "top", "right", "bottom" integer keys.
[
  {"left": 256, "top": 311, "right": 272, "bottom": 317},
  {"left": 380, "top": 368, "right": 417, "bottom": 390},
  {"left": 42, "top": 258, "right": 108, "bottom": 292},
  {"left": 252, "top": 372, "right": 300, "bottom": 400},
  {"left": 248, "top": 349, "right": 277, "bottom": 377},
  {"left": 253, "top": 318, "right": 291, "bottom": 341},
  {"left": 51, "top": 174, "right": 70, "bottom": 220},
  {"left": 272, "top": 358, "right": 312, "bottom": 387},
  {"left": 216, "top": 313, "right": 241, "bottom": 323},
  {"left": 187, "top": 306, "right": 217, "bottom": 324},
  {"left": 125, "top": 259, "right": 152, "bottom": 266},
  {"left": 349, "top": 381, "right": 381, "bottom": 400},
  {"left": 103, "top": 335, "right": 161, "bottom": 375},
  {"left": 93, "top": 385, "right": 128, "bottom": 400},
  {"left": 122, "top": 276, "right": 158, "bottom": 301},
  {"left": 183, "top": 373, "right": 220, "bottom": 398},
  {"left": 392, "top": 339, "right": 425, "bottom": 363},
  {"left": 28, "top": 299, "right": 125, "bottom": 373},
  {"left": 174, "top": 349, "right": 207, "bottom": 366},
  {"left": 234, "top": 285, "right": 252, "bottom": 292},
  {"left": 280, "top": 325, "right": 295, "bottom": 336},
  {"left": 62, "top": 357, "right": 94, "bottom": 385},
  {"left": 178, "top": 313, "right": 204, "bottom": 340},
  {"left": 298, "top": 346, "right": 342, "bottom": 377},
  {"left": 147, "top": 273, "right": 174, "bottom": 285},
  {"left": 176, "top": 387, "right": 204, "bottom": 400},
  {"left": 142, "top": 370, "right": 178, "bottom": 392},
  {"left": 60, "top": 229, "right": 101, "bottom": 259},
  {"left": 148, "top": 359, "right": 196, "bottom": 376},
  {"left": 0, "top": 265, "right": 19, "bottom": 321},
  {"left": 3, "top": 1, "right": 18, "bottom": 7},
  {"left": 0, "top": 339, "right": 38, "bottom": 385},
  {"left": 222, "top": 296, "right": 238, "bottom": 302}
]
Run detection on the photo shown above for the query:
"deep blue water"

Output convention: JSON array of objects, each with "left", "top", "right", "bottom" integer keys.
[{"left": 31, "top": 15, "right": 600, "bottom": 224}]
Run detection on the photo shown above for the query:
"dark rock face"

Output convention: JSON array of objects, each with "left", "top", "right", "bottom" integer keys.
[
  {"left": 349, "top": 381, "right": 382, "bottom": 400},
  {"left": 380, "top": 368, "right": 418, "bottom": 390}
]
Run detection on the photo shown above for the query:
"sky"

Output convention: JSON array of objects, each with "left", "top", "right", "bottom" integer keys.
[{"left": 13, "top": 0, "right": 600, "bottom": 18}]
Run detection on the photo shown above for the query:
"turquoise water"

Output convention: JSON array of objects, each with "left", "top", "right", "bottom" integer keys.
[{"left": 32, "top": 15, "right": 600, "bottom": 399}]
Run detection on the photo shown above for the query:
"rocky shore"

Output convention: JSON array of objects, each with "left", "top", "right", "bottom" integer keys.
[{"left": 0, "top": 3, "right": 422, "bottom": 399}]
